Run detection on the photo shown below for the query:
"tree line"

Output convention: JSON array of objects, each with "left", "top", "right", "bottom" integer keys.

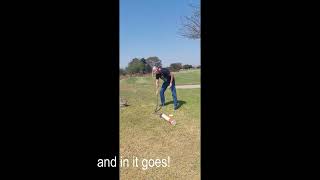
[{"left": 120, "top": 57, "right": 200, "bottom": 76}]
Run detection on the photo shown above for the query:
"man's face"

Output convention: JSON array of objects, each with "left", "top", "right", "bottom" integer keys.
[
  {"left": 153, "top": 67, "right": 160, "bottom": 74},
  {"left": 155, "top": 68, "right": 160, "bottom": 74}
]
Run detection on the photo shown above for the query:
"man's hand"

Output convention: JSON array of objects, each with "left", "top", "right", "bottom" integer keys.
[{"left": 168, "top": 83, "right": 172, "bottom": 88}]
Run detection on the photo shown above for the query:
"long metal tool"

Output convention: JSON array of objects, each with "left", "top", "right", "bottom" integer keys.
[
  {"left": 154, "top": 90, "right": 161, "bottom": 113},
  {"left": 154, "top": 99, "right": 161, "bottom": 113}
]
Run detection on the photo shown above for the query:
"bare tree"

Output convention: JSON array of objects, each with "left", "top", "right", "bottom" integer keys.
[{"left": 179, "top": 4, "right": 200, "bottom": 39}]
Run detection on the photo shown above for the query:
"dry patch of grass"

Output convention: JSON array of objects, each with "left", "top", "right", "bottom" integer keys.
[{"left": 120, "top": 70, "right": 200, "bottom": 179}]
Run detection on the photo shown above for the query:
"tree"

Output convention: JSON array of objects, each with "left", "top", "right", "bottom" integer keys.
[
  {"left": 179, "top": 4, "right": 200, "bottom": 39},
  {"left": 146, "top": 56, "right": 162, "bottom": 68},
  {"left": 183, "top": 64, "right": 193, "bottom": 69},
  {"left": 140, "top": 58, "right": 152, "bottom": 73},
  {"left": 144, "top": 63, "right": 152, "bottom": 73},
  {"left": 140, "top": 58, "right": 146, "bottom": 64},
  {"left": 126, "top": 58, "right": 145, "bottom": 74},
  {"left": 170, "top": 63, "right": 183, "bottom": 72},
  {"left": 119, "top": 68, "right": 127, "bottom": 76}
]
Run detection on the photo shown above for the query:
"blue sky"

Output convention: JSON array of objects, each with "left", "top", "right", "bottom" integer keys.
[{"left": 120, "top": 0, "right": 200, "bottom": 68}]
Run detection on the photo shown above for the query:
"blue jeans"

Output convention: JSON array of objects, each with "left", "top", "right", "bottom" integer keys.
[{"left": 160, "top": 80, "right": 178, "bottom": 108}]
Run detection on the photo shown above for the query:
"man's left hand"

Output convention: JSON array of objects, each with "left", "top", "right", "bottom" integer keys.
[{"left": 168, "top": 83, "right": 172, "bottom": 88}]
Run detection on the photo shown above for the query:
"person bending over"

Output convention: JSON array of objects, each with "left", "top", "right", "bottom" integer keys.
[{"left": 152, "top": 66, "right": 179, "bottom": 110}]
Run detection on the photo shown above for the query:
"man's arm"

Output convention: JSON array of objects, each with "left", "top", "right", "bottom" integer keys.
[
  {"left": 156, "top": 79, "right": 159, "bottom": 89},
  {"left": 155, "top": 79, "right": 159, "bottom": 95},
  {"left": 170, "top": 72, "right": 174, "bottom": 84},
  {"left": 168, "top": 72, "right": 174, "bottom": 88}
]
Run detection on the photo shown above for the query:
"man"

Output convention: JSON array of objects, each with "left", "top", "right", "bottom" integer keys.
[{"left": 152, "top": 66, "right": 179, "bottom": 110}]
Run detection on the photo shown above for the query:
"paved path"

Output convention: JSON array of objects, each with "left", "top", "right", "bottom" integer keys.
[{"left": 176, "top": 84, "right": 200, "bottom": 89}]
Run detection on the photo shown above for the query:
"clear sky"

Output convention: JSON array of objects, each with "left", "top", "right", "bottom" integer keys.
[{"left": 120, "top": 0, "right": 200, "bottom": 68}]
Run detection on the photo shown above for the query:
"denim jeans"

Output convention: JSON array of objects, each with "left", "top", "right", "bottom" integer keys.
[{"left": 160, "top": 80, "right": 178, "bottom": 108}]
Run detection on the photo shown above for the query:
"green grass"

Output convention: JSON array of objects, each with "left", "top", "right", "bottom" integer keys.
[
  {"left": 174, "top": 69, "right": 200, "bottom": 85},
  {"left": 120, "top": 69, "right": 200, "bottom": 180}
]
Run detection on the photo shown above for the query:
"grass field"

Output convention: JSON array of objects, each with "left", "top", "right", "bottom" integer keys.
[
  {"left": 174, "top": 69, "right": 200, "bottom": 85},
  {"left": 120, "top": 69, "right": 200, "bottom": 180}
]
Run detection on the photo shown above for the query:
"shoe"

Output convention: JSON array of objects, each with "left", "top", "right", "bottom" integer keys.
[{"left": 174, "top": 103, "right": 180, "bottom": 110}]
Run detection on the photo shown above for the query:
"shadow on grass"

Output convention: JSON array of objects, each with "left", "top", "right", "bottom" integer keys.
[{"left": 164, "top": 100, "right": 186, "bottom": 109}]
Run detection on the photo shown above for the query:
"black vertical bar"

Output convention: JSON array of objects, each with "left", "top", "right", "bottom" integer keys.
[{"left": 3, "top": 1, "right": 120, "bottom": 179}]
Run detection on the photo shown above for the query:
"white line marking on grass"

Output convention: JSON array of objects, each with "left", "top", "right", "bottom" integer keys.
[{"left": 176, "top": 85, "right": 200, "bottom": 89}]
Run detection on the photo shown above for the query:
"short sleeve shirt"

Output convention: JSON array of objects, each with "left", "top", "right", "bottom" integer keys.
[{"left": 155, "top": 68, "right": 172, "bottom": 83}]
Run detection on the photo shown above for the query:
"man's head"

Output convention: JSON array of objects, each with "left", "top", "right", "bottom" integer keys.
[{"left": 152, "top": 66, "right": 161, "bottom": 74}]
